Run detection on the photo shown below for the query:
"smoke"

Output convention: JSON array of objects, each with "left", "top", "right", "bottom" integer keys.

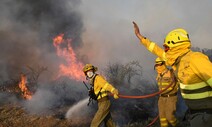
[
  {"left": 0, "top": 92, "right": 19, "bottom": 106},
  {"left": 23, "top": 78, "right": 87, "bottom": 114},
  {"left": 0, "top": 0, "right": 83, "bottom": 81},
  {"left": 24, "top": 89, "right": 60, "bottom": 114},
  {"left": 78, "top": 0, "right": 212, "bottom": 73},
  {"left": 0, "top": 0, "right": 87, "bottom": 118}
]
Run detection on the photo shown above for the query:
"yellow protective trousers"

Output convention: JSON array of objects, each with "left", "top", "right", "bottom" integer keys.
[
  {"left": 90, "top": 97, "right": 116, "bottom": 127},
  {"left": 158, "top": 96, "right": 177, "bottom": 127}
]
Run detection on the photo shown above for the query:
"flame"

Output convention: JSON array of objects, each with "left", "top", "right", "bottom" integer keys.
[
  {"left": 18, "top": 74, "right": 32, "bottom": 100},
  {"left": 53, "top": 34, "right": 84, "bottom": 81}
]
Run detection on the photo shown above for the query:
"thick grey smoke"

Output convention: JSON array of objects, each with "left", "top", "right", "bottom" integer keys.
[
  {"left": 24, "top": 89, "right": 60, "bottom": 114},
  {"left": 0, "top": 0, "right": 83, "bottom": 81},
  {"left": 23, "top": 78, "right": 88, "bottom": 114}
]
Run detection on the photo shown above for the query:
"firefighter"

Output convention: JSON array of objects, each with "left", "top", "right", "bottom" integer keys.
[
  {"left": 83, "top": 64, "right": 119, "bottom": 127},
  {"left": 155, "top": 57, "right": 178, "bottom": 127},
  {"left": 133, "top": 22, "right": 212, "bottom": 127}
]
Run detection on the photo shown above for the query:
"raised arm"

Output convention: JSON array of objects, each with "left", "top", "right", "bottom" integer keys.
[{"left": 133, "top": 22, "right": 167, "bottom": 61}]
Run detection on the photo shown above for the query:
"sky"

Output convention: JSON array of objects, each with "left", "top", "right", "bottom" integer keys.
[
  {"left": 77, "top": 0, "right": 212, "bottom": 73},
  {"left": 0, "top": 0, "right": 212, "bottom": 81}
]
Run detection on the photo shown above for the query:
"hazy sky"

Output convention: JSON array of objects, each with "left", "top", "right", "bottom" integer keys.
[
  {"left": 0, "top": 0, "right": 211, "bottom": 80},
  {"left": 77, "top": 0, "right": 212, "bottom": 73}
]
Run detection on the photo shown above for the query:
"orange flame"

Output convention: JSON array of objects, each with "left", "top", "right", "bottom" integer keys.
[
  {"left": 53, "top": 34, "right": 84, "bottom": 81},
  {"left": 18, "top": 74, "right": 32, "bottom": 100}
]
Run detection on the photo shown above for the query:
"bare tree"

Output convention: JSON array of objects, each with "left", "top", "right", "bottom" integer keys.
[
  {"left": 104, "top": 61, "right": 142, "bottom": 87},
  {"left": 25, "top": 64, "right": 47, "bottom": 92}
]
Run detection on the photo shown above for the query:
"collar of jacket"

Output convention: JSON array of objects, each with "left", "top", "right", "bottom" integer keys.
[
  {"left": 166, "top": 43, "right": 191, "bottom": 66},
  {"left": 172, "top": 50, "right": 191, "bottom": 66}
]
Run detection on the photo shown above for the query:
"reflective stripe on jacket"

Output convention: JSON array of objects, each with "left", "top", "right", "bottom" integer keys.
[
  {"left": 177, "top": 51, "right": 212, "bottom": 109},
  {"left": 157, "top": 69, "right": 178, "bottom": 95}
]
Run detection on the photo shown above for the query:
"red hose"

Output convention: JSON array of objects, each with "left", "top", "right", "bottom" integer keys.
[
  {"left": 110, "top": 77, "right": 175, "bottom": 126},
  {"left": 146, "top": 115, "right": 159, "bottom": 127},
  {"left": 116, "top": 79, "right": 175, "bottom": 99}
]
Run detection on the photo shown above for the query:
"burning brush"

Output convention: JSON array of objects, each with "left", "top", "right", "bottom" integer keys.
[
  {"left": 18, "top": 74, "right": 32, "bottom": 100},
  {"left": 53, "top": 34, "right": 85, "bottom": 81}
]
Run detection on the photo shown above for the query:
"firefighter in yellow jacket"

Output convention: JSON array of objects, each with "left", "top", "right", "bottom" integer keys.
[
  {"left": 133, "top": 22, "right": 212, "bottom": 127},
  {"left": 83, "top": 64, "right": 119, "bottom": 127},
  {"left": 155, "top": 57, "right": 179, "bottom": 127}
]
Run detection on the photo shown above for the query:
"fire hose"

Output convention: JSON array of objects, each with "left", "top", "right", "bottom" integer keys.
[
  {"left": 116, "top": 77, "right": 175, "bottom": 99},
  {"left": 111, "top": 78, "right": 176, "bottom": 127},
  {"left": 84, "top": 76, "right": 176, "bottom": 127}
]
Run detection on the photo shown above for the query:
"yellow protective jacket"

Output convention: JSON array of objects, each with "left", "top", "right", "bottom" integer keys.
[
  {"left": 176, "top": 51, "right": 212, "bottom": 109},
  {"left": 91, "top": 74, "right": 117, "bottom": 100},
  {"left": 140, "top": 38, "right": 212, "bottom": 110},
  {"left": 157, "top": 69, "right": 178, "bottom": 95}
]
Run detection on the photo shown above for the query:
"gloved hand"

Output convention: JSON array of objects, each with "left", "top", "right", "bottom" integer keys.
[{"left": 113, "top": 89, "right": 119, "bottom": 99}]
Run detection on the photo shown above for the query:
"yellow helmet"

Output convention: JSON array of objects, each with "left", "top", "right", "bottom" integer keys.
[
  {"left": 155, "top": 57, "right": 165, "bottom": 65},
  {"left": 163, "top": 28, "right": 190, "bottom": 52},
  {"left": 82, "top": 64, "right": 98, "bottom": 73}
]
